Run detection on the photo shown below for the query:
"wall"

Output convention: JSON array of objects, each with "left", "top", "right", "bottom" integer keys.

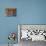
[{"left": 0, "top": 0, "right": 46, "bottom": 44}]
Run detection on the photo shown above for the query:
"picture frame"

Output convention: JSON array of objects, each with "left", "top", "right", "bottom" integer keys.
[{"left": 5, "top": 8, "right": 16, "bottom": 16}]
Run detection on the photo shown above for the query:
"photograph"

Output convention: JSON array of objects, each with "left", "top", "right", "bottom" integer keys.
[{"left": 5, "top": 8, "right": 16, "bottom": 16}]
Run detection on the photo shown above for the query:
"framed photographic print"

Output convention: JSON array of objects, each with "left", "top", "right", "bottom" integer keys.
[{"left": 5, "top": 8, "right": 16, "bottom": 16}]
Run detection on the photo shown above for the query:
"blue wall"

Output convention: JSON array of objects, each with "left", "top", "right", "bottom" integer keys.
[{"left": 0, "top": 0, "right": 46, "bottom": 44}]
